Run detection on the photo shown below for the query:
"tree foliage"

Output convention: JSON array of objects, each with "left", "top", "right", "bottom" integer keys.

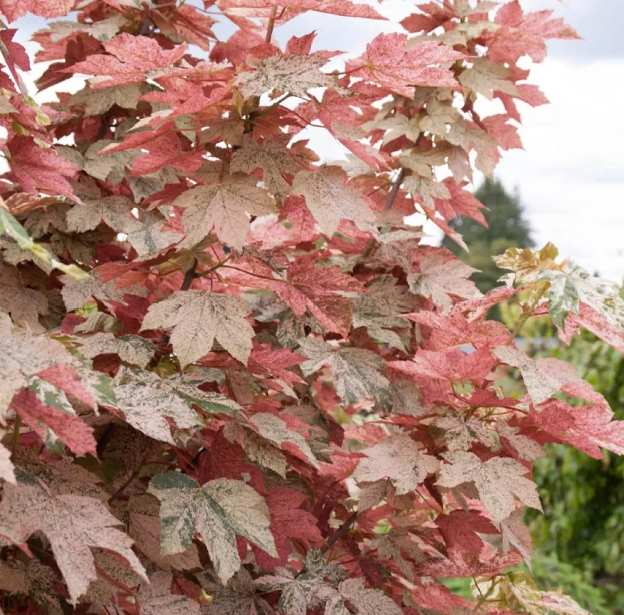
[{"left": 0, "top": 1, "right": 619, "bottom": 614}]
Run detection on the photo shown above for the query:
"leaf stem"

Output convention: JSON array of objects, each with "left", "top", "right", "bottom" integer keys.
[{"left": 506, "top": 282, "right": 548, "bottom": 343}]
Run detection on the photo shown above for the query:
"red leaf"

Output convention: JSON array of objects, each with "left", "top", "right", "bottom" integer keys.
[{"left": 11, "top": 389, "right": 96, "bottom": 457}]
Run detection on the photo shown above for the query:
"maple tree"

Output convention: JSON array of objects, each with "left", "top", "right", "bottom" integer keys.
[{"left": 0, "top": 1, "right": 618, "bottom": 614}]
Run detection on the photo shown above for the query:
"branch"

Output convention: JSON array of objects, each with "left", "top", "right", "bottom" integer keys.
[
  {"left": 180, "top": 260, "right": 199, "bottom": 291},
  {"left": 321, "top": 511, "right": 359, "bottom": 552}
]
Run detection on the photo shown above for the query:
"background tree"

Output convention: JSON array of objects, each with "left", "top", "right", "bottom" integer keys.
[{"left": 444, "top": 178, "right": 534, "bottom": 293}]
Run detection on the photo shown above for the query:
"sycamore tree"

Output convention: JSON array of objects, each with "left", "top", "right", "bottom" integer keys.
[{"left": 1, "top": 1, "right": 623, "bottom": 614}]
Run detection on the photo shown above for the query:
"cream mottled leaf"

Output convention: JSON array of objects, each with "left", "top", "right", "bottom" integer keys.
[
  {"left": 141, "top": 290, "right": 254, "bottom": 367},
  {"left": 231, "top": 136, "right": 301, "bottom": 202},
  {"left": 68, "top": 83, "right": 145, "bottom": 115},
  {"left": 61, "top": 274, "right": 123, "bottom": 311},
  {"left": 235, "top": 54, "right": 337, "bottom": 99},
  {"left": 114, "top": 369, "right": 202, "bottom": 444},
  {"left": 458, "top": 58, "right": 519, "bottom": 100},
  {"left": 0, "top": 314, "right": 81, "bottom": 418},
  {"left": 128, "top": 494, "right": 201, "bottom": 571},
  {"left": 0, "top": 266, "right": 48, "bottom": 330},
  {"left": 0, "top": 476, "right": 147, "bottom": 604},
  {"left": 299, "top": 337, "right": 391, "bottom": 407},
  {"left": 165, "top": 373, "right": 241, "bottom": 415},
  {"left": 352, "top": 278, "right": 413, "bottom": 350},
  {"left": 85, "top": 550, "right": 143, "bottom": 606},
  {"left": 148, "top": 472, "right": 277, "bottom": 584},
  {"left": 66, "top": 196, "right": 140, "bottom": 234},
  {"left": 250, "top": 413, "right": 317, "bottom": 467},
  {"left": 0, "top": 441, "right": 15, "bottom": 483},
  {"left": 541, "top": 262, "right": 624, "bottom": 330},
  {"left": 205, "top": 568, "right": 274, "bottom": 615},
  {"left": 353, "top": 434, "right": 439, "bottom": 495},
  {"left": 48, "top": 15, "right": 126, "bottom": 42},
  {"left": 174, "top": 175, "right": 276, "bottom": 250},
  {"left": 436, "top": 413, "right": 496, "bottom": 452},
  {"left": 492, "top": 345, "right": 603, "bottom": 406},
  {"left": 292, "top": 165, "right": 377, "bottom": 237},
  {"left": 338, "top": 578, "right": 402, "bottom": 615},
  {"left": 409, "top": 255, "right": 481, "bottom": 311},
  {"left": 0, "top": 559, "right": 61, "bottom": 615},
  {"left": 224, "top": 421, "right": 287, "bottom": 476},
  {"left": 79, "top": 333, "right": 156, "bottom": 368},
  {"left": 437, "top": 451, "right": 542, "bottom": 523},
  {"left": 137, "top": 572, "right": 201, "bottom": 615}
]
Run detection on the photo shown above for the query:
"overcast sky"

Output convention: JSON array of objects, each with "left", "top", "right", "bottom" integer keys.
[{"left": 13, "top": 1, "right": 624, "bottom": 280}]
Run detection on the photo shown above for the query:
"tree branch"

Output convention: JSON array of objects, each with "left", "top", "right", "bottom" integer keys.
[{"left": 322, "top": 511, "right": 359, "bottom": 552}]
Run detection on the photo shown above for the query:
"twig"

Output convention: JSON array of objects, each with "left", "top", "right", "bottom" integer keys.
[
  {"left": 108, "top": 466, "right": 142, "bottom": 504},
  {"left": 384, "top": 167, "right": 405, "bottom": 212},
  {"left": 384, "top": 133, "right": 424, "bottom": 212},
  {"left": 181, "top": 260, "right": 199, "bottom": 291},
  {"left": 321, "top": 511, "right": 359, "bottom": 552},
  {"left": 265, "top": 5, "right": 278, "bottom": 44}
]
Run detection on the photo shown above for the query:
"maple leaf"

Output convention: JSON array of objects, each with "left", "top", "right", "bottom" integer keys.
[
  {"left": 226, "top": 412, "right": 318, "bottom": 477},
  {"left": 66, "top": 195, "right": 141, "bottom": 234},
  {"left": 78, "top": 332, "right": 156, "bottom": 368},
  {"left": 235, "top": 54, "right": 338, "bottom": 99},
  {"left": 338, "top": 578, "right": 402, "bottom": 615},
  {"left": 409, "top": 255, "right": 481, "bottom": 310},
  {"left": 346, "top": 33, "right": 463, "bottom": 97},
  {"left": 487, "top": 1, "right": 580, "bottom": 64},
  {"left": 174, "top": 174, "right": 276, "bottom": 250},
  {"left": 492, "top": 345, "right": 606, "bottom": 407},
  {"left": 11, "top": 388, "right": 97, "bottom": 456},
  {"left": 352, "top": 278, "right": 413, "bottom": 350},
  {"left": 0, "top": 474, "right": 147, "bottom": 603},
  {"left": 68, "top": 82, "right": 146, "bottom": 116},
  {"left": 204, "top": 568, "right": 274, "bottom": 615},
  {"left": 540, "top": 261, "right": 624, "bottom": 333},
  {"left": 273, "top": 255, "right": 363, "bottom": 336},
  {"left": 230, "top": 136, "right": 302, "bottom": 202},
  {"left": 292, "top": 165, "right": 377, "bottom": 237},
  {"left": 458, "top": 58, "right": 519, "bottom": 100},
  {"left": 137, "top": 572, "right": 201, "bottom": 615},
  {"left": 437, "top": 451, "right": 542, "bottom": 523},
  {"left": 436, "top": 510, "right": 498, "bottom": 555},
  {"left": 353, "top": 434, "right": 439, "bottom": 494},
  {"left": 219, "top": 0, "right": 384, "bottom": 20},
  {"left": 148, "top": 472, "right": 277, "bottom": 584},
  {"left": 535, "top": 400, "right": 624, "bottom": 459},
  {"left": 0, "top": 313, "right": 84, "bottom": 418},
  {"left": 128, "top": 494, "right": 202, "bottom": 571},
  {"left": 141, "top": 290, "right": 254, "bottom": 367},
  {"left": 0, "top": 265, "right": 48, "bottom": 330},
  {"left": 7, "top": 136, "right": 78, "bottom": 198},
  {"left": 0, "top": 0, "right": 74, "bottom": 21},
  {"left": 67, "top": 33, "right": 188, "bottom": 88},
  {"left": 299, "top": 337, "right": 391, "bottom": 407},
  {"left": 114, "top": 369, "right": 202, "bottom": 444}
]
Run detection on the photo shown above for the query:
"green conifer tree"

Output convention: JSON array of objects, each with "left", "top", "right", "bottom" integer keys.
[{"left": 444, "top": 178, "right": 534, "bottom": 294}]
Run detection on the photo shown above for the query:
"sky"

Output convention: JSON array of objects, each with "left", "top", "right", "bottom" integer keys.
[{"left": 12, "top": 0, "right": 624, "bottom": 281}]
